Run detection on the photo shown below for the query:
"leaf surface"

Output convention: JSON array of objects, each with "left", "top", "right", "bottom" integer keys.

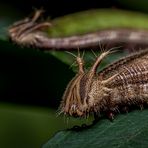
[{"left": 43, "top": 110, "right": 148, "bottom": 148}]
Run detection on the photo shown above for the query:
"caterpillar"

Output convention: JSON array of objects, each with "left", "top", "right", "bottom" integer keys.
[
  {"left": 59, "top": 49, "right": 148, "bottom": 120},
  {"left": 8, "top": 9, "right": 148, "bottom": 50}
]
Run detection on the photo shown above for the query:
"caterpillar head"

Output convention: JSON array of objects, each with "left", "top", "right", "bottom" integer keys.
[
  {"left": 59, "top": 50, "right": 115, "bottom": 117},
  {"left": 8, "top": 9, "right": 51, "bottom": 46}
]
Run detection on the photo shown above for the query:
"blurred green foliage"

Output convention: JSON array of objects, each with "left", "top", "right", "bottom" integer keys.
[
  {"left": 48, "top": 9, "right": 148, "bottom": 37},
  {"left": 0, "top": 103, "right": 92, "bottom": 148}
]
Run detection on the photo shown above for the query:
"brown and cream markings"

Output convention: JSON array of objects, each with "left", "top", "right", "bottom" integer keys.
[
  {"left": 59, "top": 49, "right": 148, "bottom": 120},
  {"left": 8, "top": 10, "right": 148, "bottom": 50}
]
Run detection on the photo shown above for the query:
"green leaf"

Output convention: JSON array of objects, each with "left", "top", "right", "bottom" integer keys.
[
  {"left": 43, "top": 109, "right": 148, "bottom": 148},
  {"left": 48, "top": 9, "right": 148, "bottom": 37},
  {"left": 0, "top": 103, "right": 91, "bottom": 148}
]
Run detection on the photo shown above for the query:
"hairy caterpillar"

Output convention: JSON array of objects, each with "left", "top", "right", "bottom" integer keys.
[
  {"left": 8, "top": 9, "right": 148, "bottom": 50},
  {"left": 59, "top": 49, "right": 148, "bottom": 120}
]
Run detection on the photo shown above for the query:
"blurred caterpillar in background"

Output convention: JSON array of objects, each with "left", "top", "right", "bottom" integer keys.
[{"left": 8, "top": 9, "right": 148, "bottom": 51}]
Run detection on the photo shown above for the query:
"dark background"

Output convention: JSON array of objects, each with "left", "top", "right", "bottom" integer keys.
[
  {"left": 3, "top": 0, "right": 147, "bottom": 18},
  {"left": 2, "top": 0, "right": 114, "bottom": 18},
  {"left": 0, "top": 0, "right": 116, "bottom": 108},
  {"left": 1, "top": 0, "right": 148, "bottom": 109}
]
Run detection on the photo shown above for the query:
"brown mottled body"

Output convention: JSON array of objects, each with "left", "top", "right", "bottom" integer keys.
[
  {"left": 8, "top": 10, "right": 148, "bottom": 50},
  {"left": 59, "top": 49, "right": 148, "bottom": 119}
]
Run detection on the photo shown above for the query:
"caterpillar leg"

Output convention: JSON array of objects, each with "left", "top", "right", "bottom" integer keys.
[{"left": 106, "top": 111, "right": 115, "bottom": 121}]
